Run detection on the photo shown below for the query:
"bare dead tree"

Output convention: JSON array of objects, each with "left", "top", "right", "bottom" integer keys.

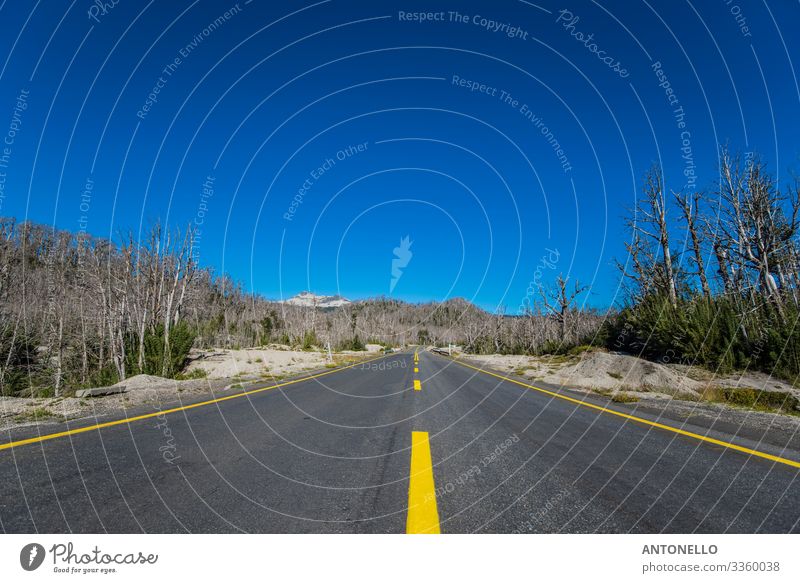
[
  {"left": 675, "top": 190, "right": 711, "bottom": 298},
  {"left": 717, "top": 150, "right": 800, "bottom": 318},
  {"left": 540, "top": 274, "right": 589, "bottom": 341},
  {"left": 628, "top": 165, "right": 678, "bottom": 306}
]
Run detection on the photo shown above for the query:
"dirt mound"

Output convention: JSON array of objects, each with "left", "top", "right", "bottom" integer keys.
[
  {"left": 113, "top": 374, "right": 172, "bottom": 391},
  {"left": 549, "top": 351, "right": 701, "bottom": 396},
  {"left": 184, "top": 347, "right": 327, "bottom": 379}
]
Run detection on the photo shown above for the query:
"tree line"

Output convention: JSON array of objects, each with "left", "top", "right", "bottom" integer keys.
[
  {"left": 0, "top": 216, "right": 598, "bottom": 397},
  {"left": 604, "top": 149, "right": 800, "bottom": 381},
  {"left": 1, "top": 148, "right": 796, "bottom": 396}
]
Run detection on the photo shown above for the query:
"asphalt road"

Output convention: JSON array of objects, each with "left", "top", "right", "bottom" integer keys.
[{"left": 1, "top": 351, "right": 799, "bottom": 533}]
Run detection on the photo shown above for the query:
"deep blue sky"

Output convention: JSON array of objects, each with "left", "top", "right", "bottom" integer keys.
[{"left": 0, "top": 0, "right": 798, "bottom": 312}]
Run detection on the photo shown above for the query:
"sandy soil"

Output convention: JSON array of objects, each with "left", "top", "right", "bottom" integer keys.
[
  {"left": 181, "top": 344, "right": 385, "bottom": 379},
  {"left": 184, "top": 346, "right": 330, "bottom": 379},
  {"left": 462, "top": 351, "right": 799, "bottom": 397},
  {"left": 0, "top": 376, "right": 233, "bottom": 431},
  {"left": 0, "top": 345, "right": 373, "bottom": 431},
  {"left": 546, "top": 351, "right": 702, "bottom": 397},
  {"left": 458, "top": 350, "right": 800, "bottom": 444}
]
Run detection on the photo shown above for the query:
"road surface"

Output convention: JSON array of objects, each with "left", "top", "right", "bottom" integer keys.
[{"left": 1, "top": 351, "right": 799, "bottom": 533}]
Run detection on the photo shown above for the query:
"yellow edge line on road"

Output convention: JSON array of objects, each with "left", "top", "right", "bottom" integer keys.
[
  {"left": 448, "top": 356, "right": 800, "bottom": 470},
  {"left": 0, "top": 354, "right": 388, "bottom": 453},
  {"left": 406, "top": 431, "right": 440, "bottom": 534},
  {"left": 414, "top": 379, "right": 422, "bottom": 391}
]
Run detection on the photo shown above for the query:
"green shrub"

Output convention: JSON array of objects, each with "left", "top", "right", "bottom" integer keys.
[
  {"left": 301, "top": 330, "right": 319, "bottom": 350},
  {"left": 701, "top": 386, "right": 800, "bottom": 414},
  {"left": 611, "top": 393, "right": 639, "bottom": 404},
  {"left": 0, "top": 327, "right": 42, "bottom": 397},
  {"left": 603, "top": 293, "right": 800, "bottom": 383},
  {"left": 175, "top": 368, "right": 208, "bottom": 380},
  {"left": 338, "top": 334, "right": 365, "bottom": 351},
  {"left": 125, "top": 321, "right": 196, "bottom": 378},
  {"left": 87, "top": 364, "right": 120, "bottom": 389},
  {"left": 14, "top": 406, "right": 59, "bottom": 423}
]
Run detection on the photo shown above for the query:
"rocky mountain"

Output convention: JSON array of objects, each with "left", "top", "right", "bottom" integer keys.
[{"left": 282, "top": 291, "right": 351, "bottom": 308}]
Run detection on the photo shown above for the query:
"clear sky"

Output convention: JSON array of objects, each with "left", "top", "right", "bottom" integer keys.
[{"left": 0, "top": 0, "right": 798, "bottom": 312}]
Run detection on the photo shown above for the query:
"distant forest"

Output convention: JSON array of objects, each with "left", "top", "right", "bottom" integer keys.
[
  {"left": 0, "top": 215, "right": 598, "bottom": 397},
  {"left": 1, "top": 149, "right": 798, "bottom": 397}
]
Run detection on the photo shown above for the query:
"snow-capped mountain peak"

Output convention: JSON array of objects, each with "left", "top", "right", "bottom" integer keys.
[{"left": 283, "top": 291, "right": 351, "bottom": 308}]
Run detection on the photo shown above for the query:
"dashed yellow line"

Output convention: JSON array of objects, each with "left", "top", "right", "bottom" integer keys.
[
  {"left": 414, "top": 367, "right": 419, "bottom": 373},
  {"left": 0, "top": 354, "right": 388, "bottom": 453},
  {"left": 414, "top": 379, "right": 422, "bottom": 391},
  {"left": 447, "top": 356, "right": 800, "bottom": 470},
  {"left": 406, "top": 431, "right": 440, "bottom": 534}
]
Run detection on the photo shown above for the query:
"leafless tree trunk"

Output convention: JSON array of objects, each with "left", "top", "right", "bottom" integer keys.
[
  {"left": 675, "top": 190, "right": 710, "bottom": 298},
  {"left": 631, "top": 166, "right": 677, "bottom": 305},
  {"left": 540, "top": 274, "right": 588, "bottom": 342},
  {"left": 717, "top": 150, "right": 799, "bottom": 319}
]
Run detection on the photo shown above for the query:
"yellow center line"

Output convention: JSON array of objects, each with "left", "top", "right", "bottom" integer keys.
[
  {"left": 414, "top": 367, "right": 419, "bottom": 373},
  {"left": 0, "top": 353, "right": 389, "bottom": 453},
  {"left": 414, "top": 379, "right": 422, "bottom": 391},
  {"left": 406, "top": 431, "right": 440, "bottom": 534},
  {"left": 446, "top": 356, "right": 800, "bottom": 470}
]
